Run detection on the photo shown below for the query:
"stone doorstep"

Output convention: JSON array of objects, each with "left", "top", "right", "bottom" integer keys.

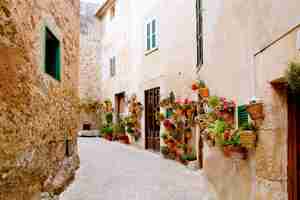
[{"left": 78, "top": 130, "right": 100, "bottom": 137}]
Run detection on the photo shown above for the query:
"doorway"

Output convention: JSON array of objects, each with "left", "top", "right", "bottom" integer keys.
[
  {"left": 288, "top": 93, "right": 300, "bottom": 200},
  {"left": 145, "top": 87, "right": 160, "bottom": 152},
  {"left": 115, "top": 92, "right": 125, "bottom": 121}
]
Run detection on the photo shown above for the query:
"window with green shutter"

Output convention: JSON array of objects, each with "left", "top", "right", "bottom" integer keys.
[
  {"left": 45, "top": 27, "right": 61, "bottom": 81},
  {"left": 238, "top": 105, "right": 249, "bottom": 127},
  {"left": 147, "top": 23, "right": 151, "bottom": 51},
  {"left": 110, "top": 56, "right": 116, "bottom": 77},
  {"left": 152, "top": 19, "right": 156, "bottom": 48},
  {"left": 145, "top": 18, "right": 158, "bottom": 53}
]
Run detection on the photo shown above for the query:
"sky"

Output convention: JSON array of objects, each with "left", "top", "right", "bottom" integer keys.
[{"left": 81, "top": 0, "right": 104, "bottom": 3}]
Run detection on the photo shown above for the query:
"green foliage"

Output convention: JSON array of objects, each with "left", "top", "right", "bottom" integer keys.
[
  {"left": 208, "top": 120, "right": 227, "bottom": 135},
  {"left": 208, "top": 96, "right": 220, "bottom": 108},
  {"left": 126, "top": 127, "right": 135, "bottom": 134},
  {"left": 169, "top": 91, "right": 176, "bottom": 104},
  {"left": 186, "top": 151, "right": 197, "bottom": 161},
  {"left": 105, "top": 112, "right": 113, "bottom": 124},
  {"left": 197, "top": 79, "right": 206, "bottom": 88},
  {"left": 161, "top": 132, "right": 168, "bottom": 140},
  {"left": 113, "top": 122, "right": 126, "bottom": 134},
  {"left": 221, "top": 131, "right": 241, "bottom": 146},
  {"left": 101, "top": 125, "right": 113, "bottom": 136},
  {"left": 286, "top": 61, "right": 300, "bottom": 94},
  {"left": 161, "top": 146, "right": 170, "bottom": 155}
]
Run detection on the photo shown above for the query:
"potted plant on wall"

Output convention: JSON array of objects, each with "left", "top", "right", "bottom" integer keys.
[
  {"left": 192, "top": 80, "right": 209, "bottom": 98},
  {"left": 239, "top": 122, "right": 257, "bottom": 149},
  {"left": 246, "top": 98, "right": 264, "bottom": 120},
  {"left": 286, "top": 61, "right": 300, "bottom": 96},
  {"left": 101, "top": 125, "right": 113, "bottom": 141}
]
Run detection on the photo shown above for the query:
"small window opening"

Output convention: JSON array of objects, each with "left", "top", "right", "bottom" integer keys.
[{"left": 45, "top": 27, "right": 61, "bottom": 81}]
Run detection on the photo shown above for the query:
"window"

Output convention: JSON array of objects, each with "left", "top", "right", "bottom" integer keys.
[
  {"left": 196, "top": 0, "right": 203, "bottom": 67},
  {"left": 110, "top": 4, "right": 115, "bottom": 21},
  {"left": 110, "top": 56, "right": 116, "bottom": 77},
  {"left": 146, "top": 19, "right": 158, "bottom": 52},
  {"left": 45, "top": 27, "right": 61, "bottom": 81}
]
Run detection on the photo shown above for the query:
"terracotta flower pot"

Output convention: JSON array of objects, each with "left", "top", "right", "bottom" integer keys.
[
  {"left": 175, "top": 148, "right": 184, "bottom": 157},
  {"left": 223, "top": 146, "right": 247, "bottom": 160},
  {"left": 105, "top": 135, "right": 113, "bottom": 141},
  {"left": 185, "top": 132, "right": 193, "bottom": 140},
  {"left": 186, "top": 109, "right": 193, "bottom": 117},
  {"left": 199, "top": 88, "right": 209, "bottom": 98},
  {"left": 176, "top": 109, "right": 183, "bottom": 116},
  {"left": 223, "top": 146, "right": 231, "bottom": 157},
  {"left": 240, "top": 131, "right": 257, "bottom": 149},
  {"left": 246, "top": 103, "right": 264, "bottom": 120}
]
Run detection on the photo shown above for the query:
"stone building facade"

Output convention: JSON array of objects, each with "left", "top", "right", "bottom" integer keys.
[
  {"left": 95, "top": 0, "right": 300, "bottom": 199},
  {"left": 79, "top": 2, "right": 102, "bottom": 131},
  {"left": 0, "top": 0, "right": 80, "bottom": 199},
  {"left": 200, "top": 0, "right": 300, "bottom": 199},
  {"left": 97, "top": 0, "right": 198, "bottom": 148}
]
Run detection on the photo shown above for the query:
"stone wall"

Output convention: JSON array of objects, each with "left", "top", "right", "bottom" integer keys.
[
  {"left": 79, "top": 2, "right": 102, "bottom": 130},
  {"left": 0, "top": 0, "right": 80, "bottom": 199}
]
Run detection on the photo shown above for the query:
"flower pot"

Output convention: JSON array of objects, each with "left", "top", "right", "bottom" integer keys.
[
  {"left": 105, "top": 135, "right": 113, "bottom": 141},
  {"left": 199, "top": 88, "right": 209, "bottom": 98},
  {"left": 223, "top": 146, "right": 247, "bottom": 160},
  {"left": 185, "top": 132, "right": 193, "bottom": 140},
  {"left": 229, "top": 146, "right": 247, "bottom": 160},
  {"left": 186, "top": 109, "right": 193, "bottom": 117},
  {"left": 246, "top": 103, "right": 264, "bottom": 120},
  {"left": 223, "top": 146, "right": 231, "bottom": 157},
  {"left": 175, "top": 148, "right": 184, "bottom": 157},
  {"left": 240, "top": 131, "right": 257, "bottom": 149},
  {"left": 176, "top": 109, "right": 183, "bottom": 116}
]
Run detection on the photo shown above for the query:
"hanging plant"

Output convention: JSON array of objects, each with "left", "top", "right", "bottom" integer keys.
[
  {"left": 286, "top": 61, "right": 300, "bottom": 95},
  {"left": 124, "top": 95, "right": 143, "bottom": 141}
]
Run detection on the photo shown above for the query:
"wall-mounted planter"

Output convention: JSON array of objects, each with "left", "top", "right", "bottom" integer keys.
[
  {"left": 199, "top": 87, "right": 210, "bottom": 98},
  {"left": 246, "top": 102, "right": 264, "bottom": 120},
  {"left": 240, "top": 131, "right": 257, "bottom": 149},
  {"left": 223, "top": 146, "right": 247, "bottom": 160}
]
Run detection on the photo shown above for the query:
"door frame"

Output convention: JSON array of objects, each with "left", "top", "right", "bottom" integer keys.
[
  {"left": 288, "top": 93, "right": 299, "bottom": 200},
  {"left": 144, "top": 87, "right": 160, "bottom": 151}
]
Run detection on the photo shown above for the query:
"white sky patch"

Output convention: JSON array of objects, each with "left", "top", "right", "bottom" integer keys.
[{"left": 81, "top": 0, "right": 104, "bottom": 3}]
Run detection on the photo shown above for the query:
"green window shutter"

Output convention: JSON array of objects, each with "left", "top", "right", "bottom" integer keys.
[
  {"left": 151, "top": 19, "right": 156, "bottom": 48},
  {"left": 55, "top": 43, "right": 61, "bottom": 81},
  {"left": 45, "top": 27, "right": 61, "bottom": 81},
  {"left": 147, "top": 23, "right": 151, "bottom": 50},
  {"left": 238, "top": 105, "right": 249, "bottom": 127}
]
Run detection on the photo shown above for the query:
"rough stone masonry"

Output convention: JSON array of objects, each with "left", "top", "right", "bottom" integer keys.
[{"left": 0, "top": 0, "right": 80, "bottom": 199}]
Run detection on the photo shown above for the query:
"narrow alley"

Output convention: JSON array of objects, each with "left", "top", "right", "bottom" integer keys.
[{"left": 60, "top": 138, "right": 217, "bottom": 200}]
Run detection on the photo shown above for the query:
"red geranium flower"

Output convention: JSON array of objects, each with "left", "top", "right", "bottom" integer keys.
[{"left": 192, "top": 83, "right": 199, "bottom": 91}]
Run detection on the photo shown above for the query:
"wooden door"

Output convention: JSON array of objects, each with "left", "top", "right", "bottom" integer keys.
[
  {"left": 145, "top": 87, "right": 160, "bottom": 151},
  {"left": 288, "top": 94, "right": 300, "bottom": 200},
  {"left": 115, "top": 92, "right": 125, "bottom": 121}
]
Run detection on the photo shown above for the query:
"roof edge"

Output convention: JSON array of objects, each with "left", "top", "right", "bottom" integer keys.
[{"left": 95, "top": 0, "right": 116, "bottom": 19}]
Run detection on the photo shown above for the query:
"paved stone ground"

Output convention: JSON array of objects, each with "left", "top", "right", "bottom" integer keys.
[{"left": 60, "top": 138, "right": 217, "bottom": 200}]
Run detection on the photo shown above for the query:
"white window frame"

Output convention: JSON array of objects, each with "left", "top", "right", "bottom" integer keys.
[
  {"left": 109, "top": 56, "right": 116, "bottom": 77},
  {"left": 145, "top": 17, "right": 159, "bottom": 55}
]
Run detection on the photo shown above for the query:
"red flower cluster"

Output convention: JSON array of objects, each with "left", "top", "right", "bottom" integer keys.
[
  {"left": 163, "top": 119, "right": 175, "bottom": 130},
  {"left": 175, "top": 98, "right": 193, "bottom": 105},
  {"left": 191, "top": 83, "right": 199, "bottom": 91},
  {"left": 219, "top": 97, "right": 236, "bottom": 112}
]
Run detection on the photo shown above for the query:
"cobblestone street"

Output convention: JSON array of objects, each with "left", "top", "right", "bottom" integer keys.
[{"left": 60, "top": 138, "right": 217, "bottom": 200}]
